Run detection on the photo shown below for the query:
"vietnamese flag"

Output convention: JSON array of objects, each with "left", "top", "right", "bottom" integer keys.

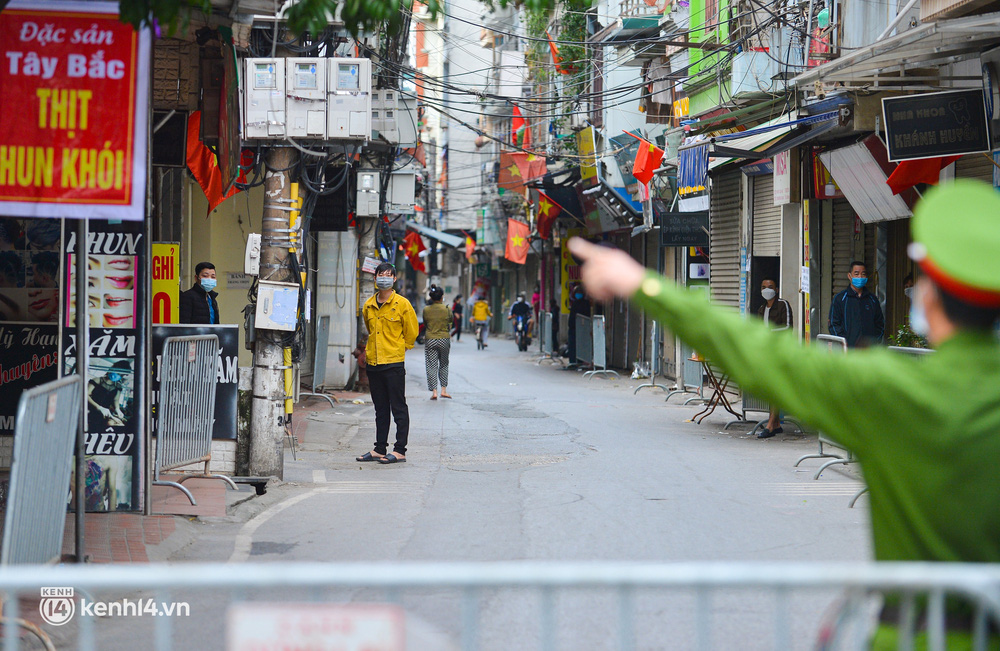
[
  {"left": 536, "top": 191, "right": 563, "bottom": 240},
  {"left": 403, "top": 230, "right": 427, "bottom": 273},
  {"left": 886, "top": 155, "right": 963, "bottom": 195},
  {"left": 505, "top": 219, "right": 531, "bottom": 264},
  {"left": 187, "top": 111, "right": 243, "bottom": 216},
  {"left": 498, "top": 152, "right": 530, "bottom": 196},
  {"left": 626, "top": 133, "right": 665, "bottom": 187}
]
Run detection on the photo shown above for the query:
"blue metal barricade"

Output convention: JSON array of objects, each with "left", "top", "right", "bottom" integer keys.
[
  {"left": 154, "top": 335, "right": 236, "bottom": 505},
  {"left": 584, "top": 315, "right": 620, "bottom": 379},
  {"left": 2, "top": 375, "right": 82, "bottom": 566}
]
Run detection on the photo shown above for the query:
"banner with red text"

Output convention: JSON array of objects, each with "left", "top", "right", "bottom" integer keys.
[{"left": 0, "top": 1, "right": 150, "bottom": 221}]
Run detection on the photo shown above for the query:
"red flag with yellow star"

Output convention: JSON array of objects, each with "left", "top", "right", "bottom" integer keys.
[
  {"left": 464, "top": 231, "right": 476, "bottom": 261},
  {"left": 505, "top": 219, "right": 531, "bottom": 264},
  {"left": 535, "top": 191, "right": 563, "bottom": 240},
  {"left": 498, "top": 152, "right": 529, "bottom": 196},
  {"left": 403, "top": 230, "right": 427, "bottom": 273}
]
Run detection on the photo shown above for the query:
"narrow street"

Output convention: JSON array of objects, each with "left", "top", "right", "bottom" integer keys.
[{"left": 87, "top": 336, "right": 870, "bottom": 650}]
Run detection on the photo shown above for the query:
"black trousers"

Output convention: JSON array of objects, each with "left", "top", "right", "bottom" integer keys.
[{"left": 367, "top": 365, "right": 409, "bottom": 455}]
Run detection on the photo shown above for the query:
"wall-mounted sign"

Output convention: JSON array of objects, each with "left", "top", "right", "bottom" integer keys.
[
  {"left": 882, "top": 89, "right": 991, "bottom": 162},
  {"left": 655, "top": 201, "right": 709, "bottom": 247},
  {"left": 0, "top": 2, "right": 150, "bottom": 220}
]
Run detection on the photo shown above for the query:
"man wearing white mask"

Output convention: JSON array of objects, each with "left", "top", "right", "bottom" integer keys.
[{"left": 756, "top": 278, "right": 791, "bottom": 438}]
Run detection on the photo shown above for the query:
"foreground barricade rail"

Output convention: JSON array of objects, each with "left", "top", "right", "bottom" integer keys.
[{"left": 4, "top": 561, "right": 1000, "bottom": 650}]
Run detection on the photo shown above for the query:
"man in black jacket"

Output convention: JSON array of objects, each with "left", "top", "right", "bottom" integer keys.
[
  {"left": 179, "top": 261, "right": 220, "bottom": 324},
  {"left": 829, "top": 260, "right": 884, "bottom": 347}
]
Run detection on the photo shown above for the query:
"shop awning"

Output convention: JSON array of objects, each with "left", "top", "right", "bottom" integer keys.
[
  {"left": 819, "top": 136, "right": 913, "bottom": 223},
  {"left": 791, "top": 12, "right": 1000, "bottom": 87},
  {"left": 592, "top": 16, "right": 661, "bottom": 45},
  {"left": 405, "top": 221, "right": 465, "bottom": 248},
  {"left": 694, "top": 110, "right": 840, "bottom": 170}
]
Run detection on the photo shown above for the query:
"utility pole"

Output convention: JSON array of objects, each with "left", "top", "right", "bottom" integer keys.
[{"left": 249, "top": 146, "right": 298, "bottom": 478}]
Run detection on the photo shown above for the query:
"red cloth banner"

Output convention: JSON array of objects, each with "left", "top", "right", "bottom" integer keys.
[
  {"left": 403, "top": 230, "right": 427, "bottom": 273},
  {"left": 886, "top": 155, "right": 962, "bottom": 195},
  {"left": 186, "top": 111, "right": 248, "bottom": 217},
  {"left": 0, "top": 2, "right": 150, "bottom": 220},
  {"left": 505, "top": 219, "right": 530, "bottom": 264}
]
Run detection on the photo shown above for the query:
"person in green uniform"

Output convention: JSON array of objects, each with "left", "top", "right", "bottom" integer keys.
[{"left": 568, "top": 179, "right": 1000, "bottom": 648}]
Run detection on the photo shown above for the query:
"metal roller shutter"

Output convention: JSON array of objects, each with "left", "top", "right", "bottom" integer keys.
[
  {"left": 752, "top": 175, "right": 781, "bottom": 257},
  {"left": 955, "top": 153, "right": 995, "bottom": 183},
  {"left": 709, "top": 171, "right": 742, "bottom": 309},
  {"left": 832, "top": 199, "right": 856, "bottom": 284}
]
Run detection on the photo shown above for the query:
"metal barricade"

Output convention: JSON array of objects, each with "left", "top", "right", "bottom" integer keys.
[
  {"left": 665, "top": 343, "right": 708, "bottom": 405},
  {"left": 535, "top": 312, "right": 561, "bottom": 366},
  {"left": 4, "top": 561, "right": 1000, "bottom": 651},
  {"left": 299, "top": 315, "right": 337, "bottom": 408},
  {"left": 155, "top": 335, "right": 237, "bottom": 505},
  {"left": 584, "top": 315, "right": 620, "bottom": 379},
  {"left": 634, "top": 321, "right": 669, "bottom": 394},
  {"left": 795, "top": 335, "right": 853, "bottom": 480},
  {"left": 1, "top": 375, "right": 81, "bottom": 566},
  {"left": 574, "top": 314, "right": 593, "bottom": 367}
]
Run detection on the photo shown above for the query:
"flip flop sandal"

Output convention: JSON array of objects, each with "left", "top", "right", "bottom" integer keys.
[
  {"left": 356, "top": 452, "right": 385, "bottom": 462},
  {"left": 379, "top": 453, "right": 406, "bottom": 464},
  {"left": 441, "top": 395, "right": 453, "bottom": 399},
  {"left": 430, "top": 396, "right": 438, "bottom": 400}
]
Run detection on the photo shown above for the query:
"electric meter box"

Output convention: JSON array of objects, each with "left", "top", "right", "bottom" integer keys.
[
  {"left": 356, "top": 170, "right": 380, "bottom": 216},
  {"left": 256, "top": 280, "right": 299, "bottom": 331},
  {"left": 386, "top": 171, "right": 416, "bottom": 214},
  {"left": 397, "top": 96, "right": 419, "bottom": 148},
  {"left": 244, "top": 58, "right": 286, "bottom": 139},
  {"left": 372, "top": 89, "right": 399, "bottom": 143},
  {"left": 327, "top": 58, "right": 372, "bottom": 140},
  {"left": 286, "top": 58, "right": 327, "bottom": 138}
]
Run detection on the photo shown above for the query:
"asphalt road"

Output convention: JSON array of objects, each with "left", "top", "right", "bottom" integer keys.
[{"left": 70, "top": 335, "right": 872, "bottom": 650}]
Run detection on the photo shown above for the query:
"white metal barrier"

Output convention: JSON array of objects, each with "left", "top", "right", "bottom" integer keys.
[
  {"left": 584, "top": 315, "right": 620, "bottom": 380},
  {"left": 535, "top": 312, "right": 561, "bottom": 366},
  {"left": 634, "top": 321, "right": 669, "bottom": 394},
  {"left": 154, "top": 335, "right": 236, "bottom": 505},
  {"left": 5, "top": 561, "right": 1000, "bottom": 651},
  {"left": 2, "top": 375, "right": 82, "bottom": 566},
  {"left": 795, "top": 335, "right": 852, "bottom": 479}
]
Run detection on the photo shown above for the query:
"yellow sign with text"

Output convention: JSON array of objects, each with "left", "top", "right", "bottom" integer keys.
[
  {"left": 151, "top": 242, "right": 180, "bottom": 324},
  {"left": 561, "top": 228, "right": 585, "bottom": 314}
]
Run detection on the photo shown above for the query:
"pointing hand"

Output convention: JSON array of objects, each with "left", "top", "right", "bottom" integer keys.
[{"left": 566, "top": 238, "right": 647, "bottom": 302}]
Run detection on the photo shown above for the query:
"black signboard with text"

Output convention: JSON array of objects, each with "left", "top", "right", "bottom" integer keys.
[
  {"left": 656, "top": 201, "right": 710, "bottom": 247},
  {"left": 882, "top": 89, "right": 991, "bottom": 161}
]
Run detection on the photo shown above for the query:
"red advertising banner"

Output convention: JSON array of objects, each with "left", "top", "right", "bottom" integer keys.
[{"left": 0, "top": 1, "right": 149, "bottom": 221}]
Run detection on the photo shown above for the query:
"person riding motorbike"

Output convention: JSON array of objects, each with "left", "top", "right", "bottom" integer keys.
[{"left": 508, "top": 294, "right": 534, "bottom": 350}]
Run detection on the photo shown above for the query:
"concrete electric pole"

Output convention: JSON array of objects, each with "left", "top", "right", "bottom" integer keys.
[{"left": 249, "top": 146, "right": 298, "bottom": 478}]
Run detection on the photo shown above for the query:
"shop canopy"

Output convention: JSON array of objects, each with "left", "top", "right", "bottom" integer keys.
[
  {"left": 791, "top": 13, "right": 1000, "bottom": 87},
  {"left": 404, "top": 221, "right": 465, "bottom": 248}
]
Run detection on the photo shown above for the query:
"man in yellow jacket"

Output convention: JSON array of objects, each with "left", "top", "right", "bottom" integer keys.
[{"left": 355, "top": 262, "right": 419, "bottom": 465}]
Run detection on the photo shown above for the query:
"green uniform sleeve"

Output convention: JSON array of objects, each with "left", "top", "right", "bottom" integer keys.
[{"left": 631, "top": 272, "right": 906, "bottom": 457}]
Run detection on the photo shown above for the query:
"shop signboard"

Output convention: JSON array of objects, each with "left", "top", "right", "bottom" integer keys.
[
  {"left": 882, "top": 89, "right": 991, "bottom": 161},
  {"left": 655, "top": 200, "right": 709, "bottom": 248},
  {"left": 151, "top": 242, "right": 179, "bottom": 324},
  {"left": 62, "top": 219, "right": 147, "bottom": 512},
  {"left": 0, "top": 1, "right": 150, "bottom": 221}
]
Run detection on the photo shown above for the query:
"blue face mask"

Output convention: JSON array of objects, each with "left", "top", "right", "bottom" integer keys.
[
  {"left": 108, "top": 372, "right": 121, "bottom": 383},
  {"left": 851, "top": 277, "right": 867, "bottom": 289},
  {"left": 909, "top": 285, "right": 930, "bottom": 337},
  {"left": 574, "top": 292, "right": 583, "bottom": 299},
  {"left": 200, "top": 278, "right": 217, "bottom": 292}
]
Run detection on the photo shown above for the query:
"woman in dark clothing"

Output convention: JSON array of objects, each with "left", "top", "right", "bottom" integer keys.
[
  {"left": 451, "top": 294, "right": 463, "bottom": 341},
  {"left": 179, "top": 261, "right": 220, "bottom": 324}
]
